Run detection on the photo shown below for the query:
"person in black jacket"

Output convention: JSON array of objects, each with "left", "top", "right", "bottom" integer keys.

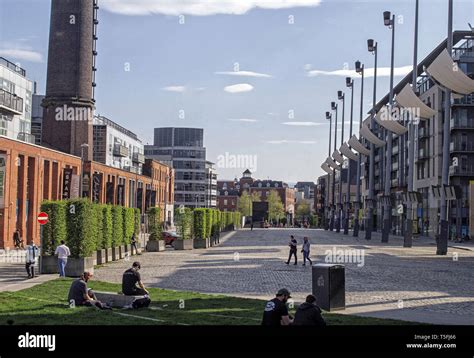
[{"left": 293, "top": 294, "right": 326, "bottom": 326}]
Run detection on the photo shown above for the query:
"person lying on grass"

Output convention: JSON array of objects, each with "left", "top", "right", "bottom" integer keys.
[{"left": 67, "top": 271, "right": 111, "bottom": 310}]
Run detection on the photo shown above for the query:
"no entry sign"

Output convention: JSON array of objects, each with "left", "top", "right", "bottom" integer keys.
[{"left": 37, "top": 212, "right": 49, "bottom": 225}]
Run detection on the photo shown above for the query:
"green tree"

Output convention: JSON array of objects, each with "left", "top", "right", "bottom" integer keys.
[
  {"left": 237, "top": 191, "right": 252, "bottom": 216},
  {"left": 267, "top": 190, "right": 284, "bottom": 223},
  {"left": 296, "top": 201, "right": 311, "bottom": 220}
]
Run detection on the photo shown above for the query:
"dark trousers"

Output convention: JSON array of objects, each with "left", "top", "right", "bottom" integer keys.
[
  {"left": 131, "top": 242, "right": 138, "bottom": 254},
  {"left": 287, "top": 249, "right": 297, "bottom": 264},
  {"left": 303, "top": 251, "right": 312, "bottom": 265},
  {"left": 25, "top": 262, "right": 35, "bottom": 277},
  {"left": 124, "top": 287, "right": 147, "bottom": 296}
]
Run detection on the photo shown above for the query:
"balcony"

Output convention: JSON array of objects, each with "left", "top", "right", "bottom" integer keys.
[
  {"left": 391, "top": 178, "right": 398, "bottom": 187},
  {"left": 132, "top": 152, "right": 145, "bottom": 164},
  {"left": 392, "top": 162, "right": 399, "bottom": 171},
  {"left": 450, "top": 141, "right": 474, "bottom": 153},
  {"left": 124, "top": 165, "right": 139, "bottom": 174},
  {"left": 0, "top": 89, "right": 23, "bottom": 115},
  {"left": 450, "top": 118, "right": 474, "bottom": 130},
  {"left": 418, "top": 148, "right": 429, "bottom": 160},
  {"left": 418, "top": 127, "right": 430, "bottom": 138},
  {"left": 113, "top": 144, "right": 129, "bottom": 157},
  {"left": 449, "top": 165, "right": 474, "bottom": 176}
]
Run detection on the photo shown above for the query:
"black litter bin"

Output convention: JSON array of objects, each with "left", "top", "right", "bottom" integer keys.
[{"left": 312, "top": 263, "right": 345, "bottom": 311}]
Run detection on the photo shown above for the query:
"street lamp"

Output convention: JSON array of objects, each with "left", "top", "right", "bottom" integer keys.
[
  {"left": 365, "top": 39, "right": 378, "bottom": 241},
  {"left": 329, "top": 101, "right": 338, "bottom": 232},
  {"left": 353, "top": 60, "right": 365, "bottom": 238},
  {"left": 382, "top": 10, "right": 396, "bottom": 243},
  {"left": 336, "top": 90, "right": 345, "bottom": 234},
  {"left": 80, "top": 143, "right": 89, "bottom": 198},
  {"left": 405, "top": 0, "right": 419, "bottom": 248},
  {"left": 344, "top": 77, "right": 354, "bottom": 235},
  {"left": 325, "top": 111, "right": 332, "bottom": 230}
]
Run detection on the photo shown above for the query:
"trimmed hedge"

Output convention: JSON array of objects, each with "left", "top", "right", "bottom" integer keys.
[
  {"left": 102, "top": 205, "right": 113, "bottom": 249},
  {"left": 66, "top": 199, "right": 97, "bottom": 258},
  {"left": 134, "top": 208, "right": 141, "bottom": 236},
  {"left": 40, "top": 201, "right": 67, "bottom": 255},
  {"left": 94, "top": 204, "right": 104, "bottom": 250},
  {"left": 147, "top": 207, "right": 162, "bottom": 241},
  {"left": 175, "top": 207, "right": 193, "bottom": 240},
  {"left": 193, "top": 208, "right": 207, "bottom": 240},
  {"left": 123, "top": 207, "right": 135, "bottom": 244},
  {"left": 211, "top": 209, "right": 220, "bottom": 238},
  {"left": 111, "top": 205, "right": 124, "bottom": 247},
  {"left": 205, "top": 209, "right": 212, "bottom": 239}
]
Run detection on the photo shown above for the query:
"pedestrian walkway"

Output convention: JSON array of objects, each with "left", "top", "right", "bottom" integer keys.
[{"left": 0, "top": 260, "right": 57, "bottom": 292}]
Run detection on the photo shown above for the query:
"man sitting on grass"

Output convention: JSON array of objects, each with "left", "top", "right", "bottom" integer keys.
[
  {"left": 122, "top": 262, "right": 151, "bottom": 309},
  {"left": 67, "top": 272, "right": 111, "bottom": 310},
  {"left": 293, "top": 294, "right": 326, "bottom": 326},
  {"left": 261, "top": 288, "right": 293, "bottom": 326}
]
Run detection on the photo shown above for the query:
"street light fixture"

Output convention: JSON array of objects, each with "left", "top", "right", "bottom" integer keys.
[
  {"left": 344, "top": 77, "right": 354, "bottom": 235},
  {"left": 382, "top": 10, "right": 396, "bottom": 243},
  {"left": 336, "top": 91, "right": 345, "bottom": 233},
  {"left": 325, "top": 111, "right": 332, "bottom": 230},
  {"left": 354, "top": 61, "right": 365, "bottom": 238},
  {"left": 330, "top": 102, "right": 338, "bottom": 231},
  {"left": 365, "top": 39, "right": 378, "bottom": 241}
]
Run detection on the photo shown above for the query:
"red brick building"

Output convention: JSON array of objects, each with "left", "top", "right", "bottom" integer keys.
[{"left": 0, "top": 136, "right": 173, "bottom": 249}]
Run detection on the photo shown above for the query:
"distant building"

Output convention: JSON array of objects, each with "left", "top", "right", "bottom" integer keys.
[
  {"left": 31, "top": 92, "right": 44, "bottom": 146},
  {"left": 145, "top": 127, "right": 217, "bottom": 208},
  {"left": 0, "top": 57, "right": 34, "bottom": 143},
  {"left": 294, "top": 181, "right": 316, "bottom": 200},
  {"left": 93, "top": 115, "right": 145, "bottom": 174}
]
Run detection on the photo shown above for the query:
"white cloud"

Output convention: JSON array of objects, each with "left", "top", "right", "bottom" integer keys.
[
  {"left": 227, "top": 118, "right": 258, "bottom": 122},
  {"left": 101, "top": 0, "right": 322, "bottom": 16},
  {"left": 0, "top": 48, "right": 43, "bottom": 63},
  {"left": 265, "top": 140, "right": 316, "bottom": 144},
  {"left": 215, "top": 70, "right": 272, "bottom": 78},
  {"left": 307, "top": 65, "right": 412, "bottom": 78},
  {"left": 224, "top": 83, "right": 254, "bottom": 93},
  {"left": 282, "top": 121, "right": 324, "bottom": 126},
  {"left": 161, "top": 86, "right": 186, "bottom": 92}
]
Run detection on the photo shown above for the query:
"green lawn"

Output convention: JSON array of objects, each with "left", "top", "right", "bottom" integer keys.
[{"left": 0, "top": 279, "right": 414, "bottom": 325}]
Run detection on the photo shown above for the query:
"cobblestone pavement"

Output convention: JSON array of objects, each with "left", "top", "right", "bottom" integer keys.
[{"left": 94, "top": 229, "right": 474, "bottom": 324}]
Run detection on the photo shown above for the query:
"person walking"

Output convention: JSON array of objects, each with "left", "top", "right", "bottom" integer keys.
[
  {"left": 286, "top": 235, "right": 298, "bottom": 265},
  {"left": 25, "top": 243, "right": 39, "bottom": 278},
  {"left": 301, "top": 237, "right": 313, "bottom": 266},
  {"left": 13, "top": 229, "right": 24, "bottom": 249},
  {"left": 131, "top": 233, "right": 139, "bottom": 255},
  {"left": 55, "top": 240, "right": 71, "bottom": 277}
]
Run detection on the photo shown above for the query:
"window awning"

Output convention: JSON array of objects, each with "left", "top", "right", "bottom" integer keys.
[
  {"left": 326, "top": 157, "right": 341, "bottom": 171},
  {"left": 374, "top": 106, "right": 408, "bottom": 135},
  {"left": 340, "top": 142, "right": 359, "bottom": 161},
  {"left": 321, "top": 162, "right": 332, "bottom": 174},
  {"left": 348, "top": 135, "right": 370, "bottom": 156},
  {"left": 395, "top": 83, "right": 437, "bottom": 119},
  {"left": 360, "top": 123, "right": 385, "bottom": 147},
  {"left": 332, "top": 150, "right": 344, "bottom": 164},
  {"left": 426, "top": 49, "right": 474, "bottom": 95}
]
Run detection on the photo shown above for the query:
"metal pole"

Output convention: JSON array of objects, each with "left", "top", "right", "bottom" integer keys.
[
  {"left": 344, "top": 81, "right": 354, "bottom": 235},
  {"left": 405, "top": 0, "right": 419, "bottom": 248},
  {"left": 330, "top": 104, "right": 338, "bottom": 231},
  {"left": 365, "top": 43, "right": 377, "bottom": 241},
  {"left": 438, "top": 0, "right": 453, "bottom": 255},
  {"left": 382, "top": 14, "right": 396, "bottom": 243},
  {"left": 326, "top": 115, "right": 332, "bottom": 230},
  {"left": 337, "top": 94, "right": 345, "bottom": 233},
  {"left": 354, "top": 65, "right": 364, "bottom": 237}
]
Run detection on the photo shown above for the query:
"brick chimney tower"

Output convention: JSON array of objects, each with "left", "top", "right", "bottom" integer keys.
[{"left": 42, "top": 0, "right": 99, "bottom": 160}]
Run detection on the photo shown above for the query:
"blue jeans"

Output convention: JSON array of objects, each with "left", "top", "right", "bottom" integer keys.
[
  {"left": 58, "top": 258, "right": 67, "bottom": 277},
  {"left": 303, "top": 251, "right": 312, "bottom": 265}
]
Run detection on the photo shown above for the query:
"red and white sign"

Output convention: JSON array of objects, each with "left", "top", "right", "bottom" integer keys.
[{"left": 37, "top": 212, "right": 49, "bottom": 225}]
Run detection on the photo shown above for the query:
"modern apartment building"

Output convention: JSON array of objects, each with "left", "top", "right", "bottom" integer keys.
[
  {"left": 144, "top": 127, "right": 216, "bottom": 208},
  {"left": 0, "top": 57, "right": 34, "bottom": 144},
  {"left": 93, "top": 115, "right": 145, "bottom": 174}
]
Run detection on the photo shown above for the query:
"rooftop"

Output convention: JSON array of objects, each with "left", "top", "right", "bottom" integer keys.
[{"left": 0, "top": 57, "right": 26, "bottom": 77}]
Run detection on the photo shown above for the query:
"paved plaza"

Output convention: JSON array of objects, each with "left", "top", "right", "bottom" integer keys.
[{"left": 93, "top": 228, "right": 474, "bottom": 325}]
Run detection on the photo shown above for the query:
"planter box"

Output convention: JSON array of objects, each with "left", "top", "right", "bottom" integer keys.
[
  {"left": 96, "top": 249, "right": 107, "bottom": 265},
  {"left": 174, "top": 239, "right": 194, "bottom": 250},
  {"left": 105, "top": 248, "right": 113, "bottom": 262},
  {"left": 112, "top": 247, "right": 120, "bottom": 261},
  {"left": 64, "top": 257, "right": 94, "bottom": 277},
  {"left": 194, "top": 237, "right": 210, "bottom": 249},
  {"left": 146, "top": 240, "right": 166, "bottom": 252},
  {"left": 119, "top": 245, "right": 126, "bottom": 259},
  {"left": 40, "top": 255, "right": 58, "bottom": 274}
]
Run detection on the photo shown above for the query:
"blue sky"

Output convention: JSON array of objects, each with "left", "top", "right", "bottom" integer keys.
[{"left": 1, "top": 0, "right": 473, "bottom": 183}]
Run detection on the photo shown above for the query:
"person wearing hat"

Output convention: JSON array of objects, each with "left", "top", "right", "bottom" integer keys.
[
  {"left": 122, "top": 262, "right": 149, "bottom": 296},
  {"left": 261, "top": 288, "right": 293, "bottom": 326}
]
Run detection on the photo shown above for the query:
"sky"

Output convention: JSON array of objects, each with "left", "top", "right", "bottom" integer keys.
[{"left": 1, "top": 0, "right": 473, "bottom": 183}]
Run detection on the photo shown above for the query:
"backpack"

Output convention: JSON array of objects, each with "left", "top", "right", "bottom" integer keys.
[{"left": 132, "top": 297, "right": 151, "bottom": 309}]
